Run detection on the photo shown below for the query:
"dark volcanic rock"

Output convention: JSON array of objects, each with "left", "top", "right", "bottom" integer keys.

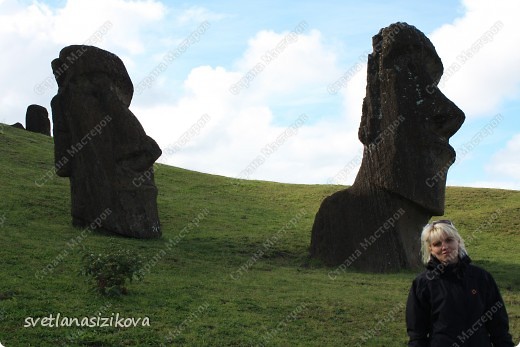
[
  {"left": 26, "top": 104, "right": 50, "bottom": 136},
  {"left": 310, "top": 23, "right": 465, "bottom": 272},
  {"left": 51, "top": 45, "right": 162, "bottom": 239},
  {"left": 11, "top": 122, "right": 25, "bottom": 129}
]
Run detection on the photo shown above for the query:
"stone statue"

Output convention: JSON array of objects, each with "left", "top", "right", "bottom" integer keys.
[
  {"left": 26, "top": 104, "right": 50, "bottom": 136},
  {"left": 51, "top": 45, "right": 162, "bottom": 238},
  {"left": 310, "top": 23, "right": 465, "bottom": 272},
  {"left": 11, "top": 122, "right": 25, "bottom": 130}
]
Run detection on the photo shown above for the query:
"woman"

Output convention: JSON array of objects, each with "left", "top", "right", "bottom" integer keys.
[{"left": 406, "top": 220, "right": 514, "bottom": 346}]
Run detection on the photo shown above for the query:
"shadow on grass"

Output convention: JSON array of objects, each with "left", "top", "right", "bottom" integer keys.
[
  {"left": 79, "top": 227, "right": 519, "bottom": 291},
  {"left": 165, "top": 235, "right": 417, "bottom": 279},
  {"left": 472, "top": 259, "right": 520, "bottom": 291}
]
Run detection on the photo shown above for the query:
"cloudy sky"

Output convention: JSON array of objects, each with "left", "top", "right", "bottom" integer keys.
[{"left": 1, "top": 0, "right": 519, "bottom": 190}]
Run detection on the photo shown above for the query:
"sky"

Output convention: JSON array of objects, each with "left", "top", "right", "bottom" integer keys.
[{"left": 1, "top": 0, "right": 519, "bottom": 190}]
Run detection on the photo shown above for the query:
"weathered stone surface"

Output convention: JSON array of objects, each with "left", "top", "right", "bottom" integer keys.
[
  {"left": 26, "top": 104, "right": 50, "bottom": 136},
  {"left": 51, "top": 45, "right": 162, "bottom": 239},
  {"left": 310, "top": 23, "right": 465, "bottom": 272},
  {"left": 11, "top": 122, "right": 25, "bottom": 130}
]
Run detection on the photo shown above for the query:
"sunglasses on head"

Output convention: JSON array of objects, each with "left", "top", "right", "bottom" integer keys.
[{"left": 429, "top": 219, "right": 454, "bottom": 227}]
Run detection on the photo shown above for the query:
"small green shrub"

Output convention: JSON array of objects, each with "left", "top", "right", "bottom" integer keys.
[{"left": 81, "top": 247, "right": 144, "bottom": 296}]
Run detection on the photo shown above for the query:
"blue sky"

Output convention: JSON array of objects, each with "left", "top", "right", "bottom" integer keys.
[{"left": 1, "top": 0, "right": 519, "bottom": 190}]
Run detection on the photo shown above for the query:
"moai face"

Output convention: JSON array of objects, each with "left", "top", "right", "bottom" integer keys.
[{"left": 358, "top": 23, "right": 465, "bottom": 215}]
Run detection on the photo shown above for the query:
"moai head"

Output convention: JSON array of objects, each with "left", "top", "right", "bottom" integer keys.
[
  {"left": 357, "top": 23, "right": 465, "bottom": 215},
  {"left": 51, "top": 45, "right": 162, "bottom": 238}
]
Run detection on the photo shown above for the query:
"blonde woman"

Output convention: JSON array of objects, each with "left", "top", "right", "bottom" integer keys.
[{"left": 406, "top": 220, "right": 514, "bottom": 346}]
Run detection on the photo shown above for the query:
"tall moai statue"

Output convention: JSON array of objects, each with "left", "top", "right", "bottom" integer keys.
[
  {"left": 51, "top": 45, "right": 162, "bottom": 238},
  {"left": 310, "top": 23, "right": 465, "bottom": 271},
  {"left": 26, "top": 104, "right": 50, "bottom": 136}
]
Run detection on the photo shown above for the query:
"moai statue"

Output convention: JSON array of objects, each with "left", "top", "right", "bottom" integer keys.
[
  {"left": 310, "top": 23, "right": 465, "bottom": 271},
  {"left": 51, "top": 45, "right": 162, "bottom": 238},
  {"left": 26, "top": 104, "right": 50, "bottom": 136}
]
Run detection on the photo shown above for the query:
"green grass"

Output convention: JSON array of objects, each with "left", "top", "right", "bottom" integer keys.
[{"left": 0, "top": 123, "right": 518, "bottom": 346}]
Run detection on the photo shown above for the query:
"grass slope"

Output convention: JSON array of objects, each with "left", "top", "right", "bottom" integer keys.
[{"left": 0, "top": 124, "right": 519, "bottom": 346}]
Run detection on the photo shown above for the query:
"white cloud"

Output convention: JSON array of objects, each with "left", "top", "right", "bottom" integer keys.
[
  {"left": 0, "top": 0, "right": 166, "bottom": 52},
  {"left": 0, "top": 0, "right": 202, "bottom": 127},
  {"left": 234, "top": 28, "right": 339, "bottom": 100},
  {"left": 134, "top": 27, "right": 362, "bottom": 184},
  {"left": 341, "top": 63, "right": 367, "bottom": 125},
  {"left": 176, "top": 5, "right": 228, "bottom": 26},
  {"left": 0, "top": 1, "right": 52, "bottom": 39},
  {"left": 52, "top": 0, "right": 166, "bottom": 54},
  {"left": 486, "top": 133, "right": 520, "bottom": 185},
  {"left": 429, "top": 0, "right": 520, "bottom": 118}
]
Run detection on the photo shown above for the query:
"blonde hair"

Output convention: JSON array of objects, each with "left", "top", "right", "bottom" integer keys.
[{"left": 420, "top": 221, "right": 467, "bottom": 264}]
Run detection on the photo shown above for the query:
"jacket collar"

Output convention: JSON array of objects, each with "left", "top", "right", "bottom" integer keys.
[{"left": 426, "top": 254, "right": 471, "bottom": 279}]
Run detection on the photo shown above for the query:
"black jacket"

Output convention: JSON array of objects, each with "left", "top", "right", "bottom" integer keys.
[{"left": 406, "top": 255, "right": 514, "bottom": 347}]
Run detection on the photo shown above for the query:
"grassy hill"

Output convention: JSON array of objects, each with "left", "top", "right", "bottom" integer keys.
[{"left": 0, "top": 123, "right": 518, "bottom": 346}]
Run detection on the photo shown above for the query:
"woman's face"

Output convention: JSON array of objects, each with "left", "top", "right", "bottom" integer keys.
[{"left": 430, "top": 232, "right": 460, "bottom": 264}]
